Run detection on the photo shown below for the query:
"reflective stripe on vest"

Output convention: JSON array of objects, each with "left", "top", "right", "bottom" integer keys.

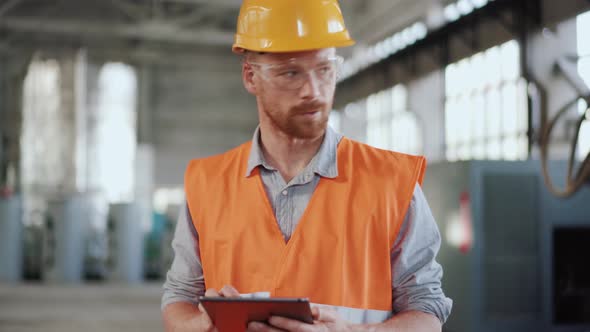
[
  {"left": 185, "top": 137, "right": 426, "bottom": 315},
  {"left": 314, "top": 303, "right": 392, "bottom": 324}
]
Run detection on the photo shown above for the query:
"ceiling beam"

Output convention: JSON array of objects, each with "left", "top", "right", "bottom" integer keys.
[
  {"left": 0, "top": 0, "right": 22, "bottom": 18},
  {"left": 0, "top": 16, "right": 234, "bottom": 46},
  {"left": 108, "top": 0, "right": 149, "bottom": 21},
  {"left": 352, "top": 0, "right": 432, "bottom": 44},
  {"left": 161, "top": 0, "right": 242, "bottom": 9}
]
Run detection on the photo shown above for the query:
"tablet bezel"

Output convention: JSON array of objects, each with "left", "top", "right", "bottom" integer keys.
[{"left": 199, "top": 296, "right": 314, "bottom": 329}]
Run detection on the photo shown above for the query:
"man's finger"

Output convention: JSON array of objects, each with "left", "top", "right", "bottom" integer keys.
[
  {"left": 200, "top": 288, "right": 220, "bottom": 313},
  {"left": 268, "top": 316, "right": 313, "bottom": 332},
  {"left": 311, "top": 306, "right": 339, "bottom": 322},
  {"left": 247, "top": 321, "right": 283, "bottom": 332},
  {"left": 219, "top": 285, "right": 240, "bottom": 297},
  {"left": 204, "top": 288, "right": 220, "bottom": 297},
  {"left": 311, "top": 306, "right": 320, "bottom": 320}
]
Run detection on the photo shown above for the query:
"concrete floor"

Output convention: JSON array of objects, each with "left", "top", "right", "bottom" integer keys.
[{"left": 0, "top": 282, "right": 164, "bottom": 332}]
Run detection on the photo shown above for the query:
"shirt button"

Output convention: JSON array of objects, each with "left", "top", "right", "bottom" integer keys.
[{"left": 282, "top": 190, "right": 288, "bottom": 196}]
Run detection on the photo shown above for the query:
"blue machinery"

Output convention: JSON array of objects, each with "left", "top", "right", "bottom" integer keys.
[{"left": 422, "top": 161, "right": 590, "bottom": 332}]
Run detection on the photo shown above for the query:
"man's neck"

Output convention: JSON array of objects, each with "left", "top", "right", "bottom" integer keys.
[{"left": 259, "top": 125, "right": 325, "bottom": 184}]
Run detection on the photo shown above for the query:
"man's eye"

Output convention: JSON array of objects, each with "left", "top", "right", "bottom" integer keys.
[{"left": 281, "top": 70, "right": 300, "bottom": 78}]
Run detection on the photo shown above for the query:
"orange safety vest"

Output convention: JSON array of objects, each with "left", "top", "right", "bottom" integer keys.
[{"left": 185, "top": 138, "right": 426, "bottom": 312}]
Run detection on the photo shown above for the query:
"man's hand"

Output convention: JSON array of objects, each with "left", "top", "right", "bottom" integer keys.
[
  {"left": 197, "top": 285, "right": 241, "bottom": 330},
  {"left": 247, "top": 306, "right": 354, "bottom": 332},
  {"left": 198, "top": 285, "right": 241, "bottom": 312},
  {"left": 163, "top": 285, "right": 241, "bottom": 332}
]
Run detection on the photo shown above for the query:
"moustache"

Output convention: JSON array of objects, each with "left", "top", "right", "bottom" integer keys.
[{"left": 291, "top": 101, "right": 327, "bottom": 114}]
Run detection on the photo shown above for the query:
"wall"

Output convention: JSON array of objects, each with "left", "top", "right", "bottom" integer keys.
[
  {"left": 19, "top": 50, "right": 82, "bottom": 195},
  {"left": 148, "top": 56, "right": 258, "bottom": 187},
  {"left": 0, "top": 54, "right": 30, "bottom": 190},
  {"left": 408, "top": 70, "right": 446, "bottom": 162}
]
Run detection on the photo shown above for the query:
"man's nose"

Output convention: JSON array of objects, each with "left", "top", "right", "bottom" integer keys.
[{"left": 299, "top": 71, "right": 322, "bottom": 99}]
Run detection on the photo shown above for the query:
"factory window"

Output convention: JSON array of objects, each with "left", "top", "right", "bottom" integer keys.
[
  {"left": 21, "top": 58, "right": 66, "bottom": 192},
  {"left": 340, "top": 22, "right": 428, "bottom": 81},
  {"left": 577, "top": 11, "right": 590, "bottom": 160},
  {"left": 444, "top": 0, "right": 491, "bottom": 23},
  {"left": 367, "top": 85, "right": 422, "bottom": 154},
  {"left": 95, "top": 63, "right": 137, "bottom": 203},
  {"left": 445, "top": 40, "right": 528, "bottom": 161},
  {"left": 328, "top": 111, "right": 341, "bottom": 133},
  {"left": 153, "top": 187, "right": 185, "bottom": 214},
  {"left": 337, "top": 85, "right": 423, "bottom": 155},
  {"left": 333, "top": 102, "right": 368, "bottom": 143}
]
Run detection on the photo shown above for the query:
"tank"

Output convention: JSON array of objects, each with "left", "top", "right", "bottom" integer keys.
[
  {"left": 42, "top": 195, "right": 89, "bottom": 283},
  {"left": 107, "top": 203, "right": 144, "bottom": 283}
]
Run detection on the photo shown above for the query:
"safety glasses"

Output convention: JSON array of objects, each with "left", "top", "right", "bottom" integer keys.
[{"left": 246, "top": 55, "right": 343, "bottom": 91}]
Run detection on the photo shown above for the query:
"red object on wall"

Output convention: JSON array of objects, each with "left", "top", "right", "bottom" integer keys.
[
  {"left": 458, "top": 191, "right": 473, "bottom": 254},
  {"left": 0, "top": 186, "right": 12, "bottom": 198}
]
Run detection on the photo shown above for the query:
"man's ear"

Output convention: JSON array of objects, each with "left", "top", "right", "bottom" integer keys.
[{"left": 242, "top": 63, "right": 257, "bottom": 95}]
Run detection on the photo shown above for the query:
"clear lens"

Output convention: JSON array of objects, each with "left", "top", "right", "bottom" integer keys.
[{"left": 248, "top": 56, "right": 343, "bottom": 90}]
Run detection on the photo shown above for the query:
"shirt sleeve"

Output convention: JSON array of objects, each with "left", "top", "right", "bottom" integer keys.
[
  {"left": 161, "top": 202, "right": 206, "bottom": 311},
  {"left": 390, "top": 184, "right": 453, "bottom": 324}
]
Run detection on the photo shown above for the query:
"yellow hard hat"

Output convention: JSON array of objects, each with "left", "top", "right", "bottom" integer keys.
[{"left": 233, "top": 0, "right": 355, "bottom": 53}]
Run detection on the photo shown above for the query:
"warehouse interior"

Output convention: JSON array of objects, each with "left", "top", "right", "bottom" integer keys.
[{"left": 1, "top": 0, "right": 590, "bottom": 331}]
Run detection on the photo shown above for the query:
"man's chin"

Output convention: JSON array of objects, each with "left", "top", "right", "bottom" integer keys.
[{"left": 288, "top": 124, "right": 327, "bottom": 139}]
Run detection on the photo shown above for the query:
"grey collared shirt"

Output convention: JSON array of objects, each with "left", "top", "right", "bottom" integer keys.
[
  {"left": 162, "top": 126, "right": 452, "bottom": 323},
  {"left": 244, "top": 127, "right": 340, "bottom": 241}
]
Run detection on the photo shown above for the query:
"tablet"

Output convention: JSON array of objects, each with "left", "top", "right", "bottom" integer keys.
[{"left": 199, "top": 297, "right": 313, "bottom": 332}]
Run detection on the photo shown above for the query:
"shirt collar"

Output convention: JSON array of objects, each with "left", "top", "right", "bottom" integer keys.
[{"left": 245, "top": 126, "right": 342, "bottom": 178}]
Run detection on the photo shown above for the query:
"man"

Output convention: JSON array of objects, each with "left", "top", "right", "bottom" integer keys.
[{"left": 162, "top": 0, "right": 452, "bottom": 331}]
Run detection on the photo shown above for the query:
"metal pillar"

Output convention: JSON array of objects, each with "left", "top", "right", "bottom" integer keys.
[{"left": 0, "top": 195, "right": 22, "bottom": 282}]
